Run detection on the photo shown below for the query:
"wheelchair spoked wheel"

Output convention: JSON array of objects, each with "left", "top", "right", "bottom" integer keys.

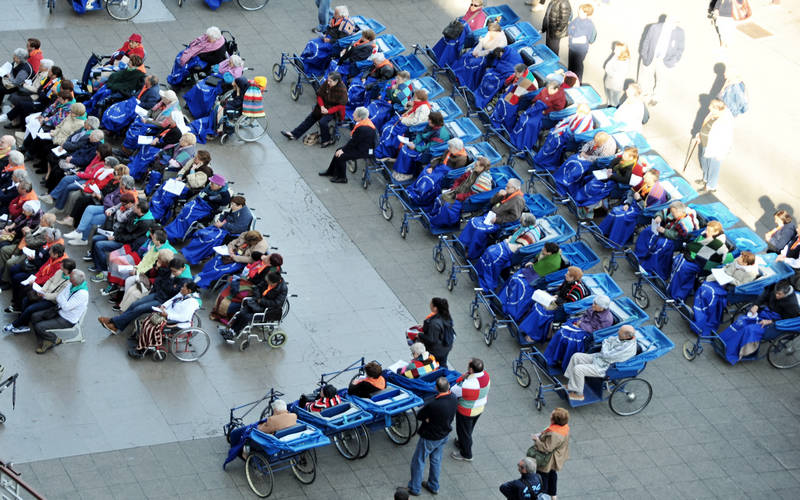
[
  {"left": 245, "top": 452, "right": 274, "bottom": 498},
  {"left": 767, "top": 332, "right": 800, "bottom": 369},
  {"left": 356, "top": 424, "right": 370, "bottom": 458},
  {"left": 290, "top": 83, "right": 302, "bottom": 101},
  {"left": 654, "top": 311, "right": 668, "bottom": 329},
  {"left": 237, "top": 0, "right": 270, "bottom": 11},
  {"left": 282, "top": 300, "right": 291, "bottom": 320},
  {"left": 259, "top": 404, "right": 273, "bottom": 422},
  {"left": 385, "top": 410, "right": 414, "bottom": 445},
  {"left": 333, "top": 428, "right": 361, "bottom": 460},
  {"left": 609, "top": 378, "right": 653, "bottom": 416},
  {"left": 236, "top": 115, "right": 268, "bottom": 143},
  {"left": 105, "top": 0, "right": 143, "bottom": 21},
  {"left": 266, "top": 328, "right": 287, "bottom": 349},
  {"left": 239, "top": 339, "right": 250, "bottom": 352},
  {"left": 470, "top": 303, "right": 482, "bottom": 330},
  {"left": 290, "top": 449, "right": 316, "bottom": 484},
  {"left": 347, "top": 159, "right": 358, "bottom": 174},
  {"left": 631, "top": 283, "right": 649, "bottom": 309},
  {"left": 513, "top": 361, "right": 531, "bottom": 388},
  {"left": 433, "top": 248, "right": 446, "bottom": 273},
  {"left": 151, "top": 349, "right": 168, "bottom": 362},
  {"left": 602, "top": 256, "right": 618, "bottom": 276},
  {"left": 379, "top": 197, "right": 393, "bottom": 221},
  {"left": 271, "top": 63, "right": 285, "bottom": 83},
  {"left": 170, "top": 328, "right": 211, "bottom": 362},
  {"left": 682, "top": 340, "right": 700, "bottom": 361}
]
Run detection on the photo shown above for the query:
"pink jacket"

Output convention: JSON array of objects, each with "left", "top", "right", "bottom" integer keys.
[{"left": 180, "top": 35, "right": 226, "bottom": 66}]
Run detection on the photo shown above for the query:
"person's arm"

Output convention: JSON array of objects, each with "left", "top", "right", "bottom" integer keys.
[
  {"left": 58, "top": 289, "right": 87, "bottom": 318},
  {"left": 165, "top": 297, "right": 198, "bottom": 325}
]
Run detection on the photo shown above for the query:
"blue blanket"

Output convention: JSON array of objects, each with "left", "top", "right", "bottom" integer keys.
[
  {"left": 165, "top": 197, "right": 212, "bottom": 241},
  {"left": 406, "top": 167, "right": 446, "bottom": 210},
  {"left": 300, "top": 38, "right": 334, "bottom": 77},
  {"left": 167, "top": 50, "right": 205, "bottom": 87},
  {"left": 458, "top": 216, "right": 500, "bottom": 260},
  {"left": 553, "top": 155, "right": 593, "bottom": 198},
  {"left": 432, "top": 24, "right": 469, "bottom": 68},
  {"left": 518, "top": 302, "right": 554, "bottom": 343},
  {"left": 533, "top": 129, "right": 571, "bottom": 173},
  {"left": 718, "top": 309, "right": 780, "bottom": 364},
  {"left": 425, "top": 195, "right": 462, "bottom": 230},
  {"left": 691, "top": 281, "right": 728, "bottom": 337},
  {"left": 183, "top": 226, "right": 229, "bottom": 265},
  {"left": 599, "top": 202, "right": 642, "bottom": 247},
  {"left": 475, "top": 240, "right": 513, "bottom": 291},
  {"left": 498, "top": 268, "right": 535, "bottom": 322},
  {"left": 544, "top": 323, "right": 590, "bottom": 368},
  {"left": 101, "top": 96, "right": 138, "bottom": 133},
  {"left": 510, "top": 101, "right": 547, "bottom": 152},
  {"left": 634, "top": 227, "right": 678, "bottom": 280},
  {"left": 667, "top": 253, "right": 701, "bottom": 301},
  {"left": 184, "top": 76, "right": 223, "bottom": 119},
  {"left": 196, "top": 254, "right": 244, "bottom": 289}
]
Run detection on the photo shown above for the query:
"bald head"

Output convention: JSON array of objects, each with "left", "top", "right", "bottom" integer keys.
[{"left": 618, "top": 325, "right": 636, "bottom": 340}]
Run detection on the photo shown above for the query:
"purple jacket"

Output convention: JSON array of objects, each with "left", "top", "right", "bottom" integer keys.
[
  {"left": 576, "top": 308, "right": 614, "bottom": 334},
  {"left": 103, "top": 188, "right": 122, "bottom": 209}
]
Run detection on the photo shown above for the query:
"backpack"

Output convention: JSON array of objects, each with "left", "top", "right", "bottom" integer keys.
[{"left": 442, "top": 19, "right": 465, "bottom": 40}]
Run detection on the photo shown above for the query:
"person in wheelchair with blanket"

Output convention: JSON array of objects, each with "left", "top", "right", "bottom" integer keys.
[
  {"left": 128, "top": 280, "right": 201, "bottom": 360},
  {"left": 565, "top": 324, "right": 637, "bottom": 401},
  {"left": 457, "top": 178, "right": 526, "bottom": 260},
  {"left": 220, "top": 272, "right": 288, "bottom": 342},
  {"left": 633, "top": 200, "right": 699, "bottom": 281},
  {"left": 544, "top": 294, "right": 615, "bottom": 369}
]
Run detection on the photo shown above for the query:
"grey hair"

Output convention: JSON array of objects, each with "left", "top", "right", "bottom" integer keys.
[
  {"left": 89, "top": 130, "right": 104, "bottom": 142},
  {"left": 18, "top": 180, "right": 32, "bottom": 192},
  {"left": 11, "top": 169, "right": 28, "bottom": 181},
  {"left": 13, "top": 48, "right": 28, "bottom": 60},
  {"left": 71, "top": 269, "right": 86, "bottom": 283},
  {"left": 521, "top": 457, "right": 537, "bottom": 474},
  {"left": 593, "top": 294, "right": 611, "bottom": 309},
  {"left": 45, "top": 228, "right": 62, "bottom": 240},
  {"left": 777, "top": 281, "right": 794, "bottom": 296},
  {"left": 120, "top": 175, "right": 135, "bottom": 189},
  {"left": 105, "top": 157, "right": 120, "bottom": 168},
  {"left": 669, "top": 200, "right": 687, "bottom": 213},
  {"left": 205, "top": 26, "right": 222, "bottom": 41},
  {"left": 353, "top": 106, "right": 369, "bottom": 120},
  {"left": 8, "top": 150, "right": 24, "bottom": 166},
  {"left": 228, "top": 54, "right": 244, "bottom": 67},
  {"left": 271, "top": 399, "right": 287, "bottom": 412},
  {"left": 447, "top": 138, "right": 464, "bottom": 152},
  {"left": 39, "top": 59, "right": 54, "bottom": 71},
  {"left": 410, "top": 342, "right": 428, "bottom": 357},
  {"left": 506, "top": 178, "right": 522, "bottom": 191},
  {"left": 520, "top": 212, "right": 537, "bottom": 227},
  {"left": 86, "top": 116, "right": 101, "bottom": 130},
  {"left": 334, "top": 5, "right": 349, "bottom": 16}
]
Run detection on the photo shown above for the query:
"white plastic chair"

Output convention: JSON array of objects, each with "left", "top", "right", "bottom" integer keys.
[{"left": 49, "top": 308, "right": 88, "bottom": 344}]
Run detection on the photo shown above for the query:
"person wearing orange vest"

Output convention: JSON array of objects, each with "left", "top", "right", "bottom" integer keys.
[
  {"left": 319, "top": 106, "right": 376, "bottom": 183},
  {"left": 486, "top": 178, "right": 525, "bottom": 225},
  {"left": 348, "top": 361, "right": 387, "bottom": 398},
  {"left": 450, "top": 358, "right": 490, "bottom": 462}
]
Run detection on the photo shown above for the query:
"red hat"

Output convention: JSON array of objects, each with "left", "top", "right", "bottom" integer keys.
[{"left": 128, "top": 33, "right": 142, "bottom": 43}]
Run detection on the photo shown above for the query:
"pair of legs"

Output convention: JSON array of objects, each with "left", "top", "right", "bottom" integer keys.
[
  {"left": 321, "top": 152, "right": 361, "bottom": 181},
  {"left": 291, "top": 112, "right": 336, "bottom": 144},
  {"left": 545, "top": 33, "right": 563, "bottom": 56},
  {"left": 90, "top": 235, "right": 123, "bottom": 271},
  {"left": 638, "top": 58, "right": 668, "bottom": 102},
  {"left": 32, "top": 307, "right": 73, "bottom": 351},
  {"left": 700, "top": 149, "right": 722, "bottom": 191},
  {"left": 408, "top": 436, "right": 448, "bottom": 495},
  {"left": 315, "top": 0, "right": 332, "bottom": 31},
  {"left": 454, "top": 413, "right": 480, "bottom": 460},
  {"left": 49, "top": 175, "right": 84, "bottom": 210},
  {"left": 73, "top": 205, "right": 106, "bottom": 241},
  {"left": 107, "top": 293, "right": 160, "bottom": 332},
  {"left": 567, "top": 47, "right": 588, "bottom": 81},
  {"left": 564, "top": 352, "right": 604, "bottom": 399}
]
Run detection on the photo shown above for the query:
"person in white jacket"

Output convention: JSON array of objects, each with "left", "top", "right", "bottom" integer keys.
[
  {"left": 564, "top": 325, "right": 637, "bottom": 400},
  {"left": 471, "top": 22, "right": 508, "bottom": 57},
  {"left": 31, "top": 269, "right": 89, "bottom": 354},
  {"left": 696, "top": 99, "right": 734, "bottom": 193}
]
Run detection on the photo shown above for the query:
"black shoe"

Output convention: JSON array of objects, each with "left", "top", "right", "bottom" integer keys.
[
  {"left": 330, "top": 177, "right": 347, "bottom": 184},
  {"left": 318, "top": 171, "right": 331, "bottom": 176},
  {"left": 4, "top": 305, "right": 19, "bottom": 313},
  {"left": 112, "top": 304, "right": 121, "bottom": 312},
  {"left": 82, "top": 255, "right": 93, "bottom": 262},
  {"left": 422, "top": 481, "right": 438, "bottom": 495},
  {"left": 281, "top": 130, "right": 295, "bottom": 140},
  {"left": 397, "top": 487, "right": 419, "bottom": 497},
  {"left": 127, "top": 348, "right": 145, "bottom": 359}
]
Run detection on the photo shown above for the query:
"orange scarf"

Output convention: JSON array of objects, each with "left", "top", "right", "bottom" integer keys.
[
  {"left": 374, "top": 58, "right": 393, "bottom": 71},
  {"left": 261, "top": 281, "right": 278, "bottom": 297},
  {"left": 500, "top": 190, "right": 523, "bottom": 204},
  {"left": 791, "top": 238, "right": 800, "bottom": 251},
  {"left": 546, "top": 423, "right": 570, "bottom": 436},
  {"left": 443, "top": 148, "right": 467, "bottom": 166},
  {"left": 2, "top": 162, "right": 24, "bottom": 173},
  {"left": 351, "top": 117, "right": 376, "bottom": 136},
  {"left": 406, "top": 99, "right": 430, "bottom": 116}
]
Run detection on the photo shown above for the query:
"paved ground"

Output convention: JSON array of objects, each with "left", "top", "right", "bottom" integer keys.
[{"left": 1, "top": 0, "right": 800, "bottom": 499}]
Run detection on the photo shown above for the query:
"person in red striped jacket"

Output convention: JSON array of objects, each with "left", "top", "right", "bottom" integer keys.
[
  {"left": 450, "top": 358, "right": 490, "bottom": 461},
  {"left": 399, "top": 343, "right": 439, "bottom": 379},
  {"left": 303, "top": 384, "right": 342, "bottom": 413}
]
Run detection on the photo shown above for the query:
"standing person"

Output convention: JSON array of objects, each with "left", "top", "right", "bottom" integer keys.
[
  {"left": 402, "top": 377, "right": 458, "bottom": 496},
  {"left": 604, "top": 42, "right": 630, "bottom": 106},
  {"left": 541, "top": 0, "right": 573, "bottom": 56},
  {"left": 638, "top": 15, "right": 685, "bottom": 105},
  {"left": 418, "top": 297, "right": 456, "bottom": 368},
  {"left": 450, "top": 358, "right": 490, "bottom": 462},
  {"left": 567, "top": 4, "right": 597, "bottom": 81},
  {"left": 499, "top": 457, "right": 542, "bottom": 499},
  {"left": 312, "top": 0, "right": 333, "bottom": 34},
  {"left": 529, "top": 408, "right": 570, "bottom": 500},
  {"left": 695, "top": 99, "right": 733, "bottom": 193},
  {"left": 709, "top": 0, "right": 736, "bottom": 48},
  {"left": 281, "top": 72, "right": 347, "bottom": 148}
]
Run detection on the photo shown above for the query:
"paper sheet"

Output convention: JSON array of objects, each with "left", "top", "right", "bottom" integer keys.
[
  {"left": 163, "top": 178, "right": 186, "bottom": 196},
  {"left": 96, "top": 228, "right": 114, "bottom": 238},
  {"left": 137, "top": 135, "right": 154, "bottom": 145},
  {"left": 118, "top": 264, "right": 134, "bottom": 274},
  {"left": 532, "top": 289, "right": 556, "bottom": 308},
  {"left": 397, "top": 135, "right": 411, "bottom": 145},
  {"left": 483, "top": 211, "right": 497, "bottom": 225},
  {"left": 0, "top": 62, "right": 12, "bottom": 77},
  {"left": 213, "top": 245, "right": 230, "bottom": 256},
  {"left": 31, "top": 282, "right": 43, "bottom": 293},
  {"left": 592, "top": 169, "right": 610, "bottom": 180},
  {"left": 22, "top": 247, "right": 35, "bottom": 258},
  {"left": 25, "top": 120, "right": 41, "bottom": 140},
  {"left": 89, "top": 183, "right": 101, "bottom": 196},
  {"left": 37, "top": 132, "right": 51, "bottom": 140},
  {"left": 662, "top": 181, "right": 683, "bottom": 200},
  {"left": 650, "top": 218, "right": 660, "bottom": 233},
  {"left": 711, "top": 267, "right": 735, "bottom": 285},
  {"left": 134, "top": 105, "right": 148, "bottom": 118},
  {"left": 51, "top": 146, "right": 67, "bottom": 157},
  {"left": 387, "top": 360, "right": 408, "bottom": 373}
]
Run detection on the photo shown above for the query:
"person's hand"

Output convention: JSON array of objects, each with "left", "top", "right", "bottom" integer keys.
[
  {"left": 21, "top": 226, "right": 30, "bottom": 234},
  {"left": 776, "top": 255, "right": 785, "bottom": 262},
  {"left": 623, "top": 204, "right": 630, "bottom": 211},
  {"left": 107, "top": 234, "right": 114, "bottom": 241},
  {"left": 323, "top": 37, "right": 331, "bottom": 43},
  {"left": 320, "top": 106, "right": 329, "bottom": 114},
  {"left": 168, "top": 158, "right": 180, "bottom": 169},
  {"left": 633, "top": 192, "right": 642, "bottom": 201},
  {"left": 150, "top": 139, "right": 159, "bottom": 146},
  {"left": 214, "top": 220, "right": 225, "bottom": 228},
  {"left": 38, "top": 116, "right": 44, "bottom": 123},
  {"left": 498, "top": 189, "right": 507, "bottom": 197},
  {"left": 334, "top": 149, "right": 343, "bottom": 158},
  {"left": 654, "top": 216, "right": 662, "bottom": 224},
  {"left": 426, "top": 167, "right": 433, "bottom": 174},
  {"left": 66, "top": 156, "right": 72, "bottom": 163},
  {"left": 606, "top": 168, "right": 613, "bottom": 175},
  {"left": 760, "top": 319, "right": 773, "bottom": 326},
  {"left": 657, "top": 226, "right": 665, "bottom": 234},
  {"left": 160, "top": 305, "right": 168, "bottom": 318},
  {"left": 105, "top": 208, "right": 113, "bottom": 216},
  {"left": 406, "top": 142, "right": 415, "bottom": 150}
]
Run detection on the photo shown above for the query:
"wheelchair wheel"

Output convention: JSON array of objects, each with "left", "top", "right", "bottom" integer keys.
[
  {"left": 682, "top": 340, "right": 699, "bottom": 361},
  {"left": 236, "top": 115, "right": 268, "bottom": 143},
  {"left": 291, "top": 83, "right": 302, "bottom": 101},
  {"left": 282, "top": 299, "right": 291, "bottom": 320},
  {"left": 333, "top": 428, "right": 361, "bottom": 460},
  {"left": 471, "top": 304, "right": 482, "bottom": 330},
  {"left": 433, "top": 248, "right": 446, "bottom": 273},
  {"left": 602, "top": 257, "right": 618, "bottom": 276},
  {"left": 347, "top": 159, "right": 358, "bottom": 173},
  {"left": 356, "top": 424, "right": 370, "bottom": 458},
  {"left": 380, "top": 197, "right": 393, "bottom": 221},
  {"left": 237, "top": 0, "right": 269, "bottom": 11},
  {"left": 446, "top": 276, "right": 456, "bottom": 292},
  {"left": 291, "top": 449, "right": 316, "bottom": 484},
  {"left": 631, "top": 284, "right": 649, "bottom": 309},
  {"left": 385, "top": 411, "right": 413, "bottom": 445},
  {"left": 513, "top": 361, "right": 531, "bottom": 388},
  {"left": 483, "top": 325, "right": 494, "bottom": 346},
  {"left": 219, "top": 133, "right": 229, "bottom": 145},
  {"left": 655, "top": 312, "right": 668, "bottom": 329},
  {"left": 267, "top": 329, "right": 287, "bottom": 349},
  {"left": 609, "top": 378, "right": 652, "bottom": 416},
  {"left": 152, "top": 349, "right": 167, "bottom": 362},
  {"left": 239, "top": 339, "right": 250, "bottom": 351},
  {"left": 767, "top": 332, "right": 800, "bottom": 369},
  {"left": 170, "top": 328, "right": 210, "bottom": 362},
  {"left": 400, "top": 223, "right": 408, "bottom": 239},
  {"left": 0, "top": 413, "right": 5, "bottom": 424},
  {"left": 272, "top": 63, "right": 285, "bottom": 83},
  {"left": 105, "top": 0, "right": 142, "bottom": 20},
  {"left": 245, "top": 452, "right": 274, "bottom": 498}
]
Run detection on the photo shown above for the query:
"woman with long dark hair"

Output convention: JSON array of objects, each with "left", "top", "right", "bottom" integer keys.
[{"left": 419, "top": 297, "right": 456, "bottom": 367}]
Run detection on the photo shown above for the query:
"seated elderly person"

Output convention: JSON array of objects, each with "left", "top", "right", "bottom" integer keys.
[
  {"left": 361, "top": 52, "right": 396, "bottom": 93},
  {"left": 474, "top": 223, "right": 551, "bottom": 293},
  {"left": 669, "top": 221, "right": 732, "bottom": 300},
  {"left": 391, "top": 111, "right": 451, "bottom": 182},
  {"left": 0, "top": 48, "right": 33, "bottom": 105},
  {"left": 281, "top": 72, "right": 347, "bottom": 148},
  {"left": 128, "top": 281, "right": 201, "bottom": 359},
  {"left": 194, "top": 229, "right": 268, "bottom": 288},
  {"left": 319, "top": 106, "right": 375, "bottom": 183},
  {"left": 633, "top": 201, "right": 699, "bottom": 280},
  {"left": 88, "top": 199, "right": 156, "bottom": 280},
  {"left": 181, "top": 27, "right": 228, "bottom": 70},
  {"left": 42, "top": 116, "right": 103, "bottom": 181},
  {"left": 577, "top": 131, "right": 618, "bottom": 162},
  {"left": 518, "top": 264, "right": 589, "bottom": 344},
  {"left": 221, "top": 272, "right": 288, "bottom": 339},
  {"left": 530, "top": 75, "right": 567, "bottom": 116},
  {"left": 426, "top": 138, "right": 469, "bottom": 174},
  {"left": 766, "top": 210, "right": 796, "bottom": 254},
  {"left": 46, "top": 139, "right": 112, "bottom": 210},
  {"left": 28, "top": 101, "right": 86, "bottom": 171},
  {"left": 0, "top": 212, "right": 55, "bottom": 286},
  {"left": 298, "top": 384, "right": 342, "bottom": 412},
  {"left": 399, "top": 342, "right": 439, "bottom": 379},
  {"left": 103, "top": 228, "right": 174, "bottom": 296},
  {"left": 257, "top": 399, "right": 298, "bottom": 434},
  {"left": 598, "top": 169, "right": 669, "bottom": 247},
  {"left": 0, "top": 161, "right": 28, "bottom": 209},
  {"left": 348, "top": 361, "right": 387, "bottom": 397},
  {"left": 30, "top": 269, "right": 88, "bottom": 354},
  {"left": 692, "top": 251, "right": 758, "bottom": 338},
  {"left": 565, "top": 324, "right": 637, "bottom": 400},
  {"left": 2, "top": 61, "right": 61, "bottom": 128},
  {"left": 442, "top": 157, "right": 492, "bottom": 203},
  {"left": 318, "top": 6, "right": 358, "bottom": 41},
  {"left": 334, "top": 29, "right": 376, "bottom": 77},
  {"left": 451, "top": 22, "right": 507, "bottom": 91},
  {"left": 63, "top": 167, "right": 131, "bottom": 244},
  {"left": 8, "top": 234, "right": 64, "bottom": 308},
  {"left": 4, "top": 258, "right": 76, "bottom": 335},
  {"left": 458, "top": 177, "right": 525, "bottom": 257},
  {"left": 165, "top": 174, "right": 230, "bottom": 241},
  {"left": 544, "top": 295, "right": 615, "bottom": 368},
  {"left": 1, "top": 198, "right": 41, "bottom": 248},
  {"left": 109, "top": 33, "right": 146, "bottom": 66},
  {"left": 382, "top": 71, "right": 413, "bottom": 113},
  {"left": 210, "top": 252, "right": 282, "bottom": 323}
]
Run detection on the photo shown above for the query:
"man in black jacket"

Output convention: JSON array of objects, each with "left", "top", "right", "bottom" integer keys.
[
  {"left": 401, "top": 377, "right": 457, "bottom": 496},
  {"left": 224, "top": 272, "right": 288, "bottom": 339},
  {"left": 319, "top": 106, "right": 376, "bottom": 183},
  {"left": 541, "top": 0, "right": 572, "bottom": 55},
  {"left": 499, "top": 457, "right": 542, "bottom": 499}
]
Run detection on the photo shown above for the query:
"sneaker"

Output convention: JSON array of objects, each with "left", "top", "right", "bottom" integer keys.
[
  {"left": 280, "top": 130, "right": 295, "bottom": 140},
  {"left": 91, "top": 272, "right": 107, "bottom": 283},
  {"left": 3, "top": 324, "right": 14, "bottom": 332},
  {"left": 112, "top": 304, "right": 121, "bottom": 312},
  {"left": 68, "top": 239, "right": 88, "bottom": 246},
  {"left": 422, "top": 481, "right": 438, "bottom": 495},
  {"left": 0, "top": 114, "right": 7, "bottom": 123},
  {"left": 11, "top": 326, "right": 29, "bottom": 334},
  {"left": 4, "top": 306, "right": 19, "bottom": 314},
  {"left": 101, "top": 284, "right": 119, "bottom": 296},
  {"left": 83, "top": 254, "right": 94, "bottom": 262},
  {"left": 35, "top": 340, "right": 54, "bottom": 354},
  {"left": 40, "top": 194, "right": 54, "bottom": 204},
  {"left": 450, "top": 451, "right": 472, "bottom": 462},
  {"left": 63, "top": 230, "right": 81, "bottom": 239}
]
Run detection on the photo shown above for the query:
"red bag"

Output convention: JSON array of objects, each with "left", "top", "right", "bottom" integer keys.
[
  {"left": 406, "top": 325, "right": 423, "bottom": 345},
  {"left": 732, "top": 0, "right": 752, "bottom": 21}
]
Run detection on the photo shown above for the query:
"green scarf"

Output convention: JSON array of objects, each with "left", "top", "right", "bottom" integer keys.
[{"left": 70, "top": 281, "right": 88, "bottom": 294}]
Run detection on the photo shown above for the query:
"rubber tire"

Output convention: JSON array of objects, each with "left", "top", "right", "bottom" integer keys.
[
  {"left": 447, "top": 276, "right": 455, "bottom": 292},
  {"left": 272, "top": 63, "right": 284, "bottom": 82},
  {"left": 235, "top": 115, "right": 269, "bottom": 143},
  {"left": 380, "top": 198, "right": 393, "bottom": 221},
  {"left": 347, "top": 160, "right": 357, "bottom": 173},
  {"left": 237, "top": 0, "right": 269, "bottom": 11},
  {"left": 245, "top": 452, "right": 274, "bottom": 498},
  {"left": 483, "top": 326, "right": 493, "bottom": 346},
  {"left": 267, "top": 329, "right": 287, "bottom": 348},
  {"left": 682, "top": 340, "right": 698, "bottom": 361},
  {"left": 105, "top": 0, "right": 142, "bottom": 21},
  {"left": 471, "top": 306, "right": 482, "bottom": 330},
  {"left": 514, "top": 363, "right": 531, "bottom": 388},
  {"left": 434, "top": 250, "right": 446, "bottom": 273},
  {"left": 609, "top": 378, "right": 653, "bottom": 416},
  {"left": 655, "top": 313, "right": 668, "bottom": 329},
  {"left": 602, "top": 256, "right": 617, "bottom": 276},
  {"left": 384, "top": 411, "right": 413, "bottom": 445},
  {"left": 632, "top": 284, "right": 650, "bottom": 309},
  {"left": 170, "top": 328, "right": 210, "bottom": 362},
  {"left": 151, "top": 349, "right": 167, "bottom": 362},
  {"left": 239, "top": 340, "right": 250, "bottom": 352},
  {"left": 333, "top": 429, "right": 361, "bottom": 460},
  {"left": 400, "top": 224, "right": 408, "bottom": 239},
  {"left": 291, "top": 84, "right": 302, "bottom": 101},
  {"left": 356, "top": 424, "right": 370, "bottom": 458},
  {"left": 767, "top": 332, "right": 800, "bottom": 369}
]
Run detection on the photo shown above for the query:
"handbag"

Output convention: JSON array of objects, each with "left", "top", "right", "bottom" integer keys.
[
  {"left": 732, "top": 0, "right": 752, "bottom": 21},
  {"left": 526, "top": 445, "right": 553, "bottom": 469},
  {"left": 120, "top": 276, "right": 150, "bottom": 312},
  {"left": 442, "top": 19, "right": 465, "bottom": 40},
  {"left": 148, "top": 311, "right": 166, "bottom": 326}
]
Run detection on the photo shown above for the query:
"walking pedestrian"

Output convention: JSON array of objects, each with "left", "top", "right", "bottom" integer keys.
[
  {"left": 418, "top": 297, "right": 456, "bottom": 368},
  {"left": 528, "top": 407, "right": 570, "bottom": 500},
  {"left": 696, "top": 99, "right": 733, "bottom": 193},
  {"left": 604, "top": 42, "right": 630, "bottom": 107},
  {"left": 450, "top": 358, "right": 490, "bottom": 462},
  {"left": 402, "top": 377, "right": 458, "bottom": 496},
  {"left": 541, "top": 0, "right": 572, "bottom": 56},
  {"left": 638, "top": 15, "right": 685, "bottom": 105},
  {"left": 500, "top": 457, "right": 542, "bottom": 499},
  {"left": 567, "top": 4, "right": 597, "bottom": 81}
]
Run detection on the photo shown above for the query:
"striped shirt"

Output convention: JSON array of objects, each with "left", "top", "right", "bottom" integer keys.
[
  {"left": 402, "top": 354, "right": 439, "bottom": 379},
  {"left": 452, "top": 370, "right": 491, "bottom": 417},
  {"left": 552, "top": 112, "right": 593, "bottom": 136}
]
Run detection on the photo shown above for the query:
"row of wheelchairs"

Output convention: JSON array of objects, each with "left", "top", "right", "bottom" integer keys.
[{"left": 222, "top": 357, "right": 460, "bottom": 497}]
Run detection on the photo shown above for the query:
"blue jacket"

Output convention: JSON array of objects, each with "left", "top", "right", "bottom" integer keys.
[
  {"left": 139, "top": 85, "right": 161, "bottom": 110},
  {"left": 499, "top": 472, "right": 542, "bottom": 499},
  {"left": 71, "top": 140, "right": 100, "bottom": 168},
  {"left": 222, "top": 205, "right": 253, "bottom": 235}
]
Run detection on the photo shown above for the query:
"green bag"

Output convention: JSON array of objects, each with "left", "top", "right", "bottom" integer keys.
[{"left": 526, "top": 445, "right": 553, "bottom": 469}]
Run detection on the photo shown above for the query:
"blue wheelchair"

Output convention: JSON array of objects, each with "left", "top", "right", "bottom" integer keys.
[{"left": 223, "top": 388, "right": 330, "bottom": 498}]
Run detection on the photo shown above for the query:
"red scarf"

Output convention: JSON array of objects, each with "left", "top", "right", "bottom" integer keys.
[
  {"left": 351, "top": 118, "right": 375, "bottom": 136},
  {"left": 261, "top": 281, "right": 277, "bottom": 297},
  {"left": 407, "top": 99, "right": 430, "bottom": 115}
]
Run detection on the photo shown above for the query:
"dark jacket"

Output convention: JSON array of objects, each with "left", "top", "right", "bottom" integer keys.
[
  {"left": 151, "top": 267, "right": 187, "bottom": 303},
  {"left": 542, "top": 0, "right": 572, "bottom": 38},
  {"left": 639, "top": 22, "right": 685, "bottom": 68},
  {"left": 197, "top": 184, "right": 231, "bottom": 213},
  {"left": 347, "top": 377, "right": 386, "bottom": 398},
  {"left": 416, "top": 392, "right": 458, "bottom": 441},
  {"left": 198, "top": 44, "right": 228, "bottom": 66},
  {"left": 114, "top": 211, "right": 156, "bottom": 247},
  {"left": 490, "top": 192, "right": 526, "bottom": 225},
  {"left": 139, "top": 85, "right": 161, "bottom": 110},
  {"left": 341, "top": 123, "right": 376, "bottom": 159},
  {"left": 221, "top": 205, "right": 253, "bottom": 235},
  {"left": 62, "top": 130, "right": 90, "bottom": 154},
  {"left": 770, "top": 223, "right": 796, "bottom": 253},
  {"left": 70, "top": 140, "right": 99, "bottom": 169},
  {"left": 758, "top": 286, "right": 800, "bottom": 320},
  {"left": 339, "top": 42, "right": 374, "bottom": 65},
  {"left": 245, "top": 279, "right": 288, "bottom": 321},
  {"left": 314, "top": 81, "right": 348, "bottom": 120},
  {"left": 105, "top": 69, "right": 146, "bottom": 96},
  {"left": 499, "top": 472, "right": 542, "bottom": 499},
  {"left": 419, "top": 314, "right": 456, "bottom": 365}
]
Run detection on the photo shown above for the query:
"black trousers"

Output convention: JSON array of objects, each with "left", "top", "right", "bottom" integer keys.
[
  {"left": 291, "top": 112, "right": 336, "bottom": 143},
  {"left": 568, "top": 48, "right": 588, "bottom": 81},
  {"left": 31, "top": 306, "right": 72, "bottom": 343},
  {"left": 539, "top": 469, "right": 558, "bottom": 497},
  {"left": 545, "top": 33, "right": 562, "bottom": 57},
  {"left": 324, "top": 152, "right": 363, "bottom": 179},
  {"left": 455, "top": 412, "right": 481, "bottom": 459}
]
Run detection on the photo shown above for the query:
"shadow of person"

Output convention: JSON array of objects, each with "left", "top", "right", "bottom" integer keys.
[
  {"left": 756, "top": 195, "right": 794, "bottom": 236},
  {"left": 690, "top": 62, "right": 726, "bottom": 136},
  {"left": 636, "top": 14, "right": 667, "bottom": 82}
]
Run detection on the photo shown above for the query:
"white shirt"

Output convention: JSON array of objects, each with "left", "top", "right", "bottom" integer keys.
[
  {"left": 161, "top": 292, "right": 201, "bottom": 328},
  {"left": 56, "top": 285, "right": 89, "bottom": 324}
]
